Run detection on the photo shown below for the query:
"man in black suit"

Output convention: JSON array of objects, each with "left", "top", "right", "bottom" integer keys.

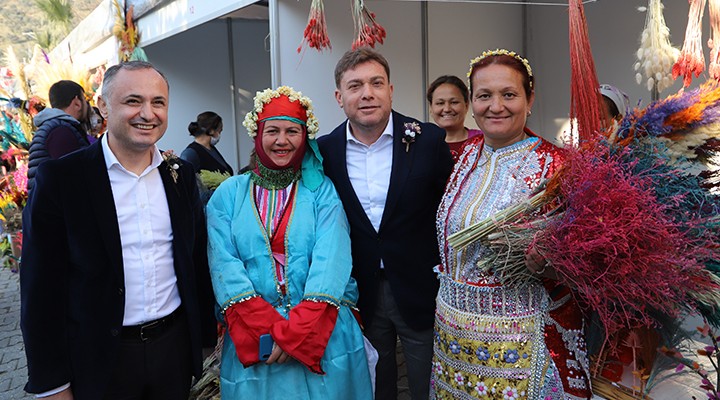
[
  {"left": 20, "top": 61, "right": 216, "bottom": 400},
  {"left": 318, "top": 48, "right": 453, "bottom": 400}
]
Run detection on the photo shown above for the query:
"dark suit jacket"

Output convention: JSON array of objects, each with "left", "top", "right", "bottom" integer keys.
[
  {"left": 318, "top": 111, "right": 453, "bottom": 330},
  {"left": 20, "top": 140, "right": 216, "bottom": 399}
]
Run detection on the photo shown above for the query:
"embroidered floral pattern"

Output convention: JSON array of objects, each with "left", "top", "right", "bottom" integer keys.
[
  {"left": 503, "top": 349, "right": 521, "bottom": 364},
  {"left": 475, "top": 381, "right": 488, "bottom": 396},
  {"left": 502, "top": 386, "right": 520, "bottom": 400},
  {"left": 402, "top": 121, "right": 421, "bottom": 152},
  {"left": 433, "top": 361, "right": 443, "bottom": 375},
  {"left": 449, "top": 340, "right": 461, "bottom": 354},
  {"left": 454, "top": 372, "right": 464, "bottom": 386},
  {"left": 162, "top": 150, "right": 181, "bottom": 183},
  {"left": 476, "top": 346, "right": 491, "bottom": 361}
]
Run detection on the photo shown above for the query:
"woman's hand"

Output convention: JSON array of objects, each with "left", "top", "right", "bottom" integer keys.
[
  {"left": 525, "top": 245, "right": 557, "bottom": 279},
  {"left": 265, "top": 344, "right": 291, "bottom": 365}
]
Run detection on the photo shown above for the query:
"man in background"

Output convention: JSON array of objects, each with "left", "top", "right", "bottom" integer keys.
[{"left": 27, "top": 80, "right": 91, "bottom": 190}]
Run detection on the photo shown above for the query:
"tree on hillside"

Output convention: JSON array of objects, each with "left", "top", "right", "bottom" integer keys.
[{"left": 32, "top": 0, "right": 74, "bottom": 51}]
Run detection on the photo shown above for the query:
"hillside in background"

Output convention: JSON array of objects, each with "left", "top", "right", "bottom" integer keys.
[{"left": 0, "top": 0, "right": 101, "bottom": 61}]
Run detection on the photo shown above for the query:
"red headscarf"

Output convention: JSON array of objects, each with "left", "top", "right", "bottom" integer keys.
[{"left": 254, "top": 95, "right": 308, "bottom": 172}]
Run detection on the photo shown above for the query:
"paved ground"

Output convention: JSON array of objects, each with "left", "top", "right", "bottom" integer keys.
[
  {"left": 0, "top": 267, "right": 31, "bottom": 400},
  {"left": 0, "top": 266, "right": 410, "bottom": 400}
]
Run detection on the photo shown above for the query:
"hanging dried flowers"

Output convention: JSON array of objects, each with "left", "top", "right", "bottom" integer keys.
[
  {"left": 673, "top": 0, "right": 707, "bottom": 88},
  {"left": 351, "top": 0, "right": 386, "bottom": 50},
  {"left": 297, "top": 0, "right": 331, "bottom": 54},
  {"left": 635, "top": 0, "right": 680, "bottom": 92},
  {"left": 112, "top": 0, "right": 148, "bottom": 62},
  {"left": 709, "top": 0, "right": 720, "bottom": 80}
]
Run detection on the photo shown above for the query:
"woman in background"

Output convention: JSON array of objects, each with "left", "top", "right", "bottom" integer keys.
[
  {"left": 180, "top": 111, "right": 234, "bottom": 176},
  {"left": 427, "top": 75, "right": 481, "bottom": 161}
]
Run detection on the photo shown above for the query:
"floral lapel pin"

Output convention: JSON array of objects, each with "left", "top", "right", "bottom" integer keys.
[
  {"left": 162, "top": 150, "right": 182, "bottom": 184},
  {"left": 402, "top": 122, "right": 421, "bottom": 152}
]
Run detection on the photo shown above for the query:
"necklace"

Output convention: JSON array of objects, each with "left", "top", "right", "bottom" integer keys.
[{"left": 250, "top": 162, "right": 301, "bottom": 190}]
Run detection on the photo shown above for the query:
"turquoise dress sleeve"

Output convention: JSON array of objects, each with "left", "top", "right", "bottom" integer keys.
[{"left": 206, "top": 176, "right": 259, "bottom": 311}]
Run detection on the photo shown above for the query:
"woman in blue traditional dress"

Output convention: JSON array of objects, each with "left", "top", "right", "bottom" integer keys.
[
  {"left": 432, "top": 50, "right": 591, "bottom": 400},
  {"left": 206, "top": 86, "right": 373, "bottom": 399}
]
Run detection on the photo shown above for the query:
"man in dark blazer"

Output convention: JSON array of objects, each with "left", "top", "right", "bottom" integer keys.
[
  {"left": 318, "top": 48, "right": 453, "bottom": 400},
  {"left": 20, "top": 61, "right": 216, "bottom": 400}
]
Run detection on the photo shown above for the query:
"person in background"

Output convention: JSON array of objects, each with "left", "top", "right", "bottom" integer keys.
[
  {"left": 318, "top": 47, "right": 453, "bottom": 400},
  {"left": 180, "top": 111, "right": 234, "bottom": 176},
  {"left": 427, "top": 75, "right": 482, "bottom": 162},
  {"left": 21, "top": 61, "right": 216, "bottom": 400},
  {"left": 599, "top": 83, "right": 630, "bottom": 130},
  {"left": 27, "top": 80, "right": 91, "bottom": 191},
  {"left": 433, "top": 49, "right": 591, "bottom": 399},
  {"left": 206, "top": 86, "right": 373, "bottom": 399},
  {"left": 87, "top": 106, "right": 106, "bottom": 141}
]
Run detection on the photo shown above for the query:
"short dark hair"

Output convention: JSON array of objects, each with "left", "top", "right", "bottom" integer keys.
[
  {"left": 101, "top": 61, "right": 169, "bottom": 99},
  {"left": 468, "top": 53, "right": 534, "bottom": 98},
  {"left": 48, "top": 80, "right": 85, "bottom": 110},
  {"left": 188, "top": 111, "right": 222, "bottom": 137},
  {"left": 334, "top": 47, "right": 391, "bottom": 88},
  {"left": 427, "top": 75, "right": 469, "bottom": 104},
  {"left": 602, "top": 95, "right": 621, "bottom": 119}
]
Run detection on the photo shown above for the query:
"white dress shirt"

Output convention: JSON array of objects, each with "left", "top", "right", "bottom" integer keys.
[
  {"left": 345, "top": 114, "right": 394, "bottom": 268},
  {"left": 345, "top": 114, "right": 394, "bottom": 231},
  {"left": 102, "top": 134, "right": 181, "bottom": 326}
]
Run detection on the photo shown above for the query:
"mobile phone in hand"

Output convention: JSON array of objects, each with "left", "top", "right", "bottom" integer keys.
[{"left": 259, "top": 334, "right": 274, "bottom": 361}]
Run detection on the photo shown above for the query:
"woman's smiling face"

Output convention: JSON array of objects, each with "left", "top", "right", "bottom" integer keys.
[
  {"left": 471, "top": 63, "right": 534, "bottom": 149},
  {"left": 261, "top": 119, "right": 304, "bottom": 167}
]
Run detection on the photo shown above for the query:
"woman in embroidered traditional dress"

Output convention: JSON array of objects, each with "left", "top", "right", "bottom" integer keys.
[
  {"left": 206, "top": 86, "right": 373, "bottom": 399},
  {"left": 432, "top": 50, "right": 591, "bottom": 400},
  {"left": 427, "top": 75, "right": 482, "bottom": 162}
]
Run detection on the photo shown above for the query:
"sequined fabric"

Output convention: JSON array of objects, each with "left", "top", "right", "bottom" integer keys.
[{"left": 433, "top": 133, "right": 590, "bottom": 400}]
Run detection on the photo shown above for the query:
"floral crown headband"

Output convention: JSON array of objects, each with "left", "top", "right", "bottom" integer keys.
[
  {"left": 243, "top": 86, "right": 319, "bottom": 140},
  {"left": 467, "top": 49, "right": 534, "bottom": 89}
]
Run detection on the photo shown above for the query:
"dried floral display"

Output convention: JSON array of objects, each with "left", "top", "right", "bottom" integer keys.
[
  {"left": 673, "top": 0, "right": 708, "bottom": 87},
  {"left": 635, "top": 0, "right": 680, "bottom": 92},
  {"left": 709, "top": 0, "right": 720, "bottom": 80},
  {"left": 298, "top": 0, "right": 331, "bottom": 54},
  {"left": 660, "top": 322, "right": 720, "bottom": 400},
  {"left": 351, "top": 0, "right": 386, "bottom": 50},
  {"left": 112, "top": 0, "right": 147, "bottom": 62},
  {"left": 569, "top": 0, "right": 603, "bottom": 142}
]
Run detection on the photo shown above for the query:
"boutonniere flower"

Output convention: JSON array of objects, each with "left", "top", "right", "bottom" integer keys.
[
  {"left": 402, "top": 122, "right": 421, "bottom": 152},
  {"left": 161, "top": 150, "right": 181, "bottom": 184}
]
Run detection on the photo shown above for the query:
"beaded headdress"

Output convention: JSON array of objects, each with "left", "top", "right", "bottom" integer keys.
[
  {"left": 467, "top": 49, "right": 534, "bottom": 89},
  {"left": 243, "top": 86, "right": 319, "bottom": 139}
]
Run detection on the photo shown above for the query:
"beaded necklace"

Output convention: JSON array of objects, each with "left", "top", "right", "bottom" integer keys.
[{"left": 250, "top": 161, "right": 302, "bottom": 190}]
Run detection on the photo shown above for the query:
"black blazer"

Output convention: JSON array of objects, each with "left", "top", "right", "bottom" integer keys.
[
  {"left": 318, "top": 111, "right": 453, "bottom": 330},
  {"left": 20, "top": 140, "right": 216, "bottom": 399}
]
